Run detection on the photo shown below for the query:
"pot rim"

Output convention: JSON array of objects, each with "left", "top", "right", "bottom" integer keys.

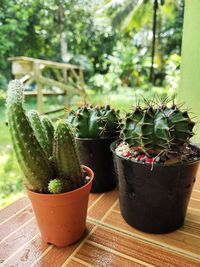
[
  {"left": 110, "top": 139, "right": 200, "bottom": 167},
  {"left": 26, "top": 165, "right": 94, "bottom": 197},
  {"left": 76, "top": 136, "right": 118, "bottom": 141}
]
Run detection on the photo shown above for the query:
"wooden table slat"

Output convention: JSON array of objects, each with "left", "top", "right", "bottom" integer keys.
[{"left": 0, "top": 173, "right": 200, "bottom": 267}]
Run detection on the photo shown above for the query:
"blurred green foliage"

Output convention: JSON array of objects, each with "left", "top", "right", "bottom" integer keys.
[
  {"left": 0, "top": 0, "right": 184, "bottom": 207},
  {"left": 0, "top": 0, "right": 183, "bottom": 90}
]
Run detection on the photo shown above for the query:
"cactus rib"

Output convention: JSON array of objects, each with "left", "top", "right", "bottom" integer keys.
[
  {"left": 53, "top": 121, "right": 83, "bottom": 186},
  {"left": 66, "top": 105, "right": 121, "bottom": 138},
  {"left": 121, "top": 101, "right": 195, "bottom": 155},
  {"left": 28, "top": 110, "right": 53, "bottom": 159}
]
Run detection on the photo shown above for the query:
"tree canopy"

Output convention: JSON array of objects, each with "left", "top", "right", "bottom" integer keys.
[{"left": 0, "top": 0, "right": 184, "bottom": 91}]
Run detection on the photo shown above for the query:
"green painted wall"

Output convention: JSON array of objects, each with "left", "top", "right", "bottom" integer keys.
[{"left": 179, "top": 0, "right": 200, "bottom": 143}]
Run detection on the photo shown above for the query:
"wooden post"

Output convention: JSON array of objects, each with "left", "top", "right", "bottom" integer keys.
[
  {"left": 79, "top": 69, "right": 84, "bottom": 90},
  {"left": 8, "top": 56, "right": 85, "bottom": 114},
  {"left": 179, "top": 0, "right": 200, "bottom": 142},
  {"left": 63, "top": 69, "right": 68, "bottom": 107},
  {"left": 34, "top": 63, "right": 43, "bottom": 114}
]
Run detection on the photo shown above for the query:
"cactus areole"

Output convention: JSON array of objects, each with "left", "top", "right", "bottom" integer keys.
[{"left": 6, "top": 80, "right": 90, "bottom": 194}]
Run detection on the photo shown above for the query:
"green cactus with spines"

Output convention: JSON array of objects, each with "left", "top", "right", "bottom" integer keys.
[
  {"left": 121, "top": 102, "right": 195, "bottom": 155},
  {"left": 120, "top": 106, "right": 144, "bottom": 148},
  {"left": 88, "top": 107, "right": 105, "bottom": 137},
  {"left": 66, "top": 105, "right": 121, "bottom": 138},
  {"left": 48, "top": 178, "right": 73, "bottom": 194},
  {"left": 28, "top": 110, "right": 53, "bottom": 159},
  {"left": 6, "top": 80, "right": 84, "bottom": 193},
  {"left": 6, "top": 80, "right": 53, "bottom": 192},
  {"left": 141, "top": 107, "right": 171, "bottom": 153},
  {"left": 99, "top": 105, "right": 120, "bottom": 136},
  {"left": 41, "top": 116, "right": 54, "bottom": 157},
  {"left": 53, "top": 121, "right": 84, "bottom": 187},
  {"left": 163, "top": 105, "right": 195, "bottom": 149}
]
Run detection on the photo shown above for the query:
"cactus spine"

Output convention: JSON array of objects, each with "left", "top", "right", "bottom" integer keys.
[
  {"left": 6, "top": 80, "right": 52, "bottom": 192},
  {"left": 66, "top": 105, "right": 120, "bottom": 138},
  {"left": 121, "top": 102, "right": 195, "bottom": 155}
]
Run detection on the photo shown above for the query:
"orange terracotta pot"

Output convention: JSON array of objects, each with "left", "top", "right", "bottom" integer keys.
[{"left": 27, "top": 165, "right": 94, "bottom": 247}]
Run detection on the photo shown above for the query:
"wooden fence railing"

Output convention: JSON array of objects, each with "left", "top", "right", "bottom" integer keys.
[{"left": 8, "top": 56, "right": 86, "bottom": 114}]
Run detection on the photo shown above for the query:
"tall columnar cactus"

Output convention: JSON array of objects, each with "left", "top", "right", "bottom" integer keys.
[
  {"left": 121, "top": 102, "right": 195, "bottom": 155},
  {"left": 6, "top": 80, "right": 84, "bottom": 193},
  {"left": 66, "top": 105, "right": 121, "bottom": 138},
  {"left": 6, "top": 80, "right": 52, "bottom": 192},
  {"left": 53, "top": 121, "right": 83, "bottom": 186}
]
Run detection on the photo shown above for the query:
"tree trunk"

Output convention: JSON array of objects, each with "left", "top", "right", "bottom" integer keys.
[
  {"left": 59, "top": 4, "right": 71, "bottom": 62},
  {"left": 149, "top": 0, "right": 158, "bottom": 84}
]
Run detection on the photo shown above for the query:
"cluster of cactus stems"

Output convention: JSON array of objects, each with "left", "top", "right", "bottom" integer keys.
[
  {"left": 66, "top": 105, "right": 121, "bottom": 138},
  {"left": 6, "top": 80, "right": 84, "bottom": 194},
  {"left": 120, "top": 101, "right": 195, "bottom": 156}
]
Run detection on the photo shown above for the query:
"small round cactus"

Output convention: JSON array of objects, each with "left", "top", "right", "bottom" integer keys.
[
  {"left": 120, "top": 101, "right": 195, "bottom": 155},
  {"left": 66, "top": 105, "right": 121, "bottom": 138},
  {"left": 48, "top": 179, "right": 72, "bottom": 194}
]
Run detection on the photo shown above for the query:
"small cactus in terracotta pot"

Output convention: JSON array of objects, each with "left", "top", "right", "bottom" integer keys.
[
  {"left": 6, "top": 80, "right": 94, "bottom": 247},
  {"left": 66, "top": 105, "right": 121, "bottom": 192}
]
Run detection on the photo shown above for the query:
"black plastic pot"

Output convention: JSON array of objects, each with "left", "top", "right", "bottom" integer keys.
[
  {"left": 77, "top": 137, "right": 117, "bottom": 193},
  {"left": 111, "top": 140, "right": 200, "bottom": 234}
]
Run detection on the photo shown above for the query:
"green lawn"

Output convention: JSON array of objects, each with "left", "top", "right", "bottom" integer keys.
[
  {"left": 0, "top": 87, "right": 168, "bottom": 208},
  {"left": 0, "top": 100, "right": 24, "bottom": 207}
]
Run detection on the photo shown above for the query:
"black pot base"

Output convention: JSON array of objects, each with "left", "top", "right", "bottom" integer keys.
[
  {"left": 120, "top": 204, "right": 185, "bottom": 234},
  {"left": 121, "top": 211, "right": 184, "bottom": 234},
  {"left": 111, "top": 140, "right": 200, "bottom": 234},
  {"left": 77, "top": 137, "right": 117, "bottom": 193}
]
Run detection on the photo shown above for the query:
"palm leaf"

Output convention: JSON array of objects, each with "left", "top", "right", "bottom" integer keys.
[
  {"left": 112, "top": 0, "right": 139, "bottom": 28},
  {"left": 122, "top": 1, "right": 152, "bottom": 32}
]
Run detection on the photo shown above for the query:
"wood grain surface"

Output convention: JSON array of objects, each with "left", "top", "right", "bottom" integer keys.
[{"left": 0, "top": 174, "right": 199, "bottom": 267}]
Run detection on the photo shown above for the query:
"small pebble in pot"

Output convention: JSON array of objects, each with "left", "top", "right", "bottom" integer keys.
[
  {"left": 123, "top": 151, "right": 132, "bottom": 158},
  {"left": 145, "top": 157, "right": 154, "bottom": 163},
  {"left": 136, "top": 155, "right": 145, "bottom": 161},
  {"left": 154, "top": 156, "right": 160, "bottom": 163}
]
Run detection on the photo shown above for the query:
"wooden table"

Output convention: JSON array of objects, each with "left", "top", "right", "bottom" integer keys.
[{"left": 0, "top": 172, "right": 200, "bottom": 267}]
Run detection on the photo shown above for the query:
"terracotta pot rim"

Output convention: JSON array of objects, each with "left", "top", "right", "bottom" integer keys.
[{"left": 26, "top": 165, "right": 94, "bottom": 198}]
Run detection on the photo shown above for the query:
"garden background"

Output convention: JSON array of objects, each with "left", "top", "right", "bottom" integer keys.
[{"left": 0, "top": 0, "right": 184, "bottom": 207}]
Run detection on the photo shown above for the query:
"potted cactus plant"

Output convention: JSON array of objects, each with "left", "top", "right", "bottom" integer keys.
[
  {"left": 66, "top": 105, "right": 121, "bottom": 192},
  {"left": 111, "top": 101, "right": 200, "bottom": 234},
  {"left": 6, "top": 80, "right": 94, "bottom": 247}
]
